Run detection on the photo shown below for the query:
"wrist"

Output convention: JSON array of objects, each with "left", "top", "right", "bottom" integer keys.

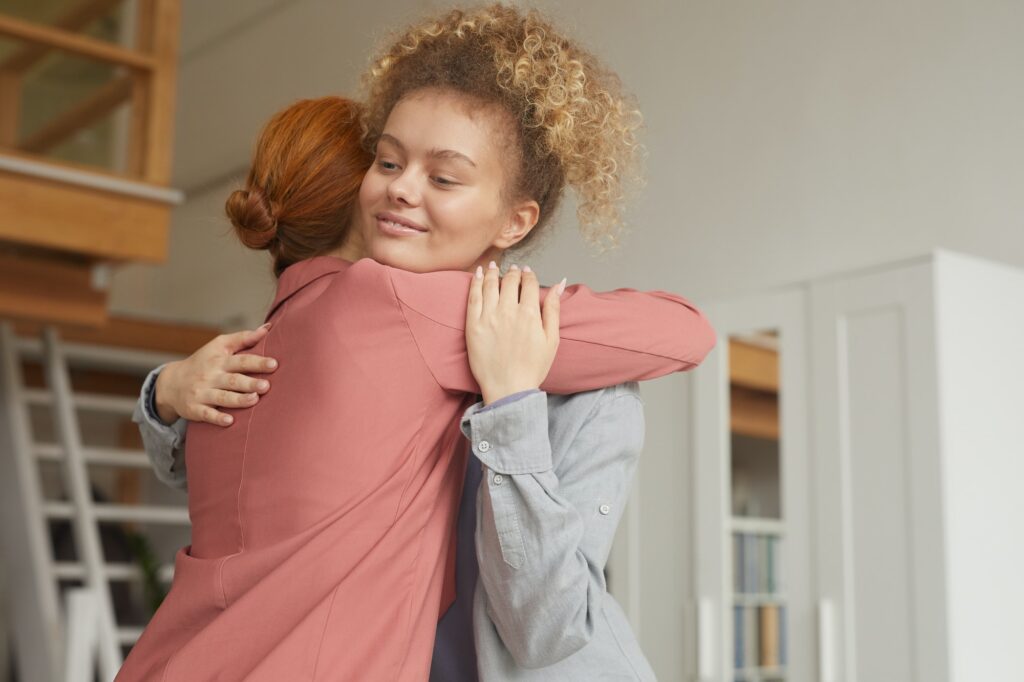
[
  {"left": 481, "top": 384, "right": 540, "bottom": 406},
  {"left": 154, "top": 361, "right": 182, "bottom": 424}
]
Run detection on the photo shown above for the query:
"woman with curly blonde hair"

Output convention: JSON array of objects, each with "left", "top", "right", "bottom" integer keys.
[{"left": 121, "top": 5, "right": 709, "bottom": 680}]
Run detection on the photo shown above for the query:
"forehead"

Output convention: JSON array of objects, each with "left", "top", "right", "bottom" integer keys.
[{"left": 381, "top": 89, "right": 514, "bottom": 161}]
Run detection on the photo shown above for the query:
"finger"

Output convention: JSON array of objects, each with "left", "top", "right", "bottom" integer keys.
[
  {"left": 216, "top": 372, "right": 270, "bottom": 395},
  {"left": 219, "top": 324, "right": 272, "bottom": 353},
  {"left": 223, "top": 353, "right": 278, "bottom": 375},
  {"left": 499, "top": 264, "right": 523, "bottom": 311},
  {"left": 482, "top": 260, "right": 501, "bottom": 311},
  {"left": 199, "top": 387, "right": 259, "bottom": 409},
  {"left": 193, "top": 405, "right": 234, "bottom": 427},
  {"left": 542, "top": 277, "right": 566, "bottom": 342},
  {"left": 467, "top": 265, "right": 484, "bottom": 323},
  {"left": 519, "top": 266, "right": 540, "bottom": 315}
]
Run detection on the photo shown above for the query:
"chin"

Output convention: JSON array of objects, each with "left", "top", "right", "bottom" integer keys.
[{"left": 367, "top": 240, "right": 430, "bottom": 273}]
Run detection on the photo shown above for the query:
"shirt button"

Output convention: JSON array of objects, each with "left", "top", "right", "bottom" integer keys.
[
  {"left": 599, "top": 504, "right": 612, "bottom": 515},
  {"left": 493, "top": 474, "right": 504, "bottom": 485},
  {"left": 478, "top": 440, "right": 491, "bottom": 452}
]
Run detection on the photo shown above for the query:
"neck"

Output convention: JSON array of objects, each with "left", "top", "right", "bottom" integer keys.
[{"left": 328, "top": 225, "right": 367, "bottom": 262}]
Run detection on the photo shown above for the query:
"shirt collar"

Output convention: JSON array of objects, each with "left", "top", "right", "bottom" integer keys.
[{"left": 265, "top": 256, "right": 351, "bottom": 321}]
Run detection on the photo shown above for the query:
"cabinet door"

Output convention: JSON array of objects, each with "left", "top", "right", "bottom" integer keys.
[
  {"left": 810, "top": 258, "right": 948, "bottom": 682},
  {"left": 692, "top": 287, "right": 813, "bottom": 682}
]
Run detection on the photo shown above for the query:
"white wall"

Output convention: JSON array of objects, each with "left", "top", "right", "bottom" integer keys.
[
  {"left": 107, "top": 1, "right": 1024, "bottom": 678},
  {"left": 111, "top": 0, "right": 1024, "bottom": 322}
]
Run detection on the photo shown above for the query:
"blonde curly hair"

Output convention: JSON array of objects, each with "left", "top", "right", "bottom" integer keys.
[{"left": 361, "top": 3, "right": 644, "bottom": 251}]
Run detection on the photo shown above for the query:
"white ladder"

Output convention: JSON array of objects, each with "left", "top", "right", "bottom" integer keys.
[{"left": 0, "top": 322, "right": 189, "bottom": 682}]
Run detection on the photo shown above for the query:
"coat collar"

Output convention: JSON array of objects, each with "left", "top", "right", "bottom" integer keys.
[{"left": 264, "top": 256, "right": 351, "bottom": 321}]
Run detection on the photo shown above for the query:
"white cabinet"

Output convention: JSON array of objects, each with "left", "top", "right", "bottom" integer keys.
[{"left": 689, "top": 250, "right": 1024, "bottom": 682}]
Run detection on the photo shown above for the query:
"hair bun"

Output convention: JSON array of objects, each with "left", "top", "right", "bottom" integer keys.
[{"left": 226, "top": 187, "right": 279, "bottom": 249}]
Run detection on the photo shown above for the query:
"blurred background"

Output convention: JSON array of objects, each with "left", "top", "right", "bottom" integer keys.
[{"left": 0, "top": 1, "right": 1021, "bottom": 680}]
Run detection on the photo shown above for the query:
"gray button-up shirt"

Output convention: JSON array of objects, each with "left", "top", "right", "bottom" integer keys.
[{"left": 134, "top": 369, "right": 655, "bottom": 681}]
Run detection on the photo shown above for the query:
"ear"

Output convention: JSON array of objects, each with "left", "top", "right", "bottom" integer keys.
[{"left": 492, "top": 199, "right": 540, "bottom": 250}]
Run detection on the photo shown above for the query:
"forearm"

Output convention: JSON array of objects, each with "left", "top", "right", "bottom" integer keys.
[
  {"left": 133, "top": 365, "right": 188, "bottom": 490},
  {"left": 463, "top": 392, "right": 606, "bottom": 667}
]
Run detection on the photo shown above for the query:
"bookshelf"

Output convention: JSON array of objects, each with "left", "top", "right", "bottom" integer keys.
[
  {"left": 689, "top": 251, "right": 1024, "bottom": 682},
  {"left": 729, "top": 336, "right": 787, "bottom": 682}
]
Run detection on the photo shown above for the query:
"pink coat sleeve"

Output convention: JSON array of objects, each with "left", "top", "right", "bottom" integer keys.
[{"left": 385, "top": 266, "right": 717, "bottom": 394}]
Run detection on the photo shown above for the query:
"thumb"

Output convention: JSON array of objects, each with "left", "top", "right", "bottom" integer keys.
[
  {"left": 542, "top": 278, "right": 565, "bottom": 342},
  {"left": 222, "top": 323, "right": 272, "bottom": 352}
]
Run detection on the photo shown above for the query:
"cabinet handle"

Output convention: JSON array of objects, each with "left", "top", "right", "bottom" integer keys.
[
  {"left": 697, "top": 597, "right": 715, "bottom": 680},
  {"left": 818, "top": 599, "right": 837, "bottom": 682}
]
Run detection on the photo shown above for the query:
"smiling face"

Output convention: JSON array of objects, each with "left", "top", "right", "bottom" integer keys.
[{"left": 355, "top": 88, "right": 539, "bottom": 273}]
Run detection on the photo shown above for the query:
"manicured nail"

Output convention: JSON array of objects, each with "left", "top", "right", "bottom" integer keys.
[
  {"left": 523, "top": 265, "right": 532, "bottom": 273},
  {"left": 266, "top": 359, "right": 278, "bottom": 369},
  {"left": 475, "top": 265, "right": 483, "bottom": 279},
  {"left": 509, "top": 263, "right": 519, "bottom": 271},
  {"left": 488, "top": 260, "right": 497, "bottom": 270},
  {"left": 557, "top": 277, "right": 567, "bottom": 296}
]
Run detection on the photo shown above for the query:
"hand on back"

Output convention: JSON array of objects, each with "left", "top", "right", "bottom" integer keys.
[
  {"left": 154, "top": 325, "right": 279, "bottom": 426},
  {"left": 465, "top": 261, "right": 565, "bottom": 405}
]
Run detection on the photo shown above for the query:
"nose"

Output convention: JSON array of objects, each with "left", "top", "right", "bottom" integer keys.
[{"left": 386, "top": 168, "right": 420, "bottom": 207}]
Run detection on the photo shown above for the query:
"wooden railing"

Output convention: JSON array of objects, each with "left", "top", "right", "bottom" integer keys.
[
  {"left": 0, "top": 0, "right": 179, "bottom": 183},
  {"left": 0, "top": 1, "right": 182, "bottom": 328}
]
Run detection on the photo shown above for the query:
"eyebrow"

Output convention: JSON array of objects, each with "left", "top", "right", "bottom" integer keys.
[{"left": 378, "top": 133, "right": 477, "bottom": 168}]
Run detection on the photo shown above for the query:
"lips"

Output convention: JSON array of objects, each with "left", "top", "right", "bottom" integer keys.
[{"left": 377, "top": 212, "right": 427, "bottom": 232}]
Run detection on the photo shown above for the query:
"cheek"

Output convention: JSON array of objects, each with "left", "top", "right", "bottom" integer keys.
[{"left": 429, "top": 190, "right": 502, "bottom": 239}]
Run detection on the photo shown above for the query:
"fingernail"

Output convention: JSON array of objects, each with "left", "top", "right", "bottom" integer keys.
[
  {"left": 223, "top": 415, "right": 233, "bottom": 425},
  {"left": 260, "top": 322, "right": 272, "bottom": 330},
  {"left": 557, "top": 277, "right": 567, "bottom": 296},
  {"left": 488, "top": 260, "right": 497, "bottom": 270},
  {"left": 267, "top": 359, "right": 278, "bottom": 369},
  {"left": 523, "top": 265, "right": 532, "bottom": 273},
  {"left": 257, "top": 381, "right": 269, "bottom": 390},
  {"left": 475, "top": 265, "right": 483, "bottom": 279},
  {"left": 509, "top": 263, "right": 519, "bottom": 271}
]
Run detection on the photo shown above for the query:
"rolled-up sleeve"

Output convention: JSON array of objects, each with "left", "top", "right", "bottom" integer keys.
[
  {"left": 461, "top": 387, "right": 645, "bottom": 668},
  {"left": 132, "top": 365, "right": 188, "bottom": 490}
]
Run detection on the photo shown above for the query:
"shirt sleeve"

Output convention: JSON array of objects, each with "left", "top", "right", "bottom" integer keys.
[
  {"left": 132, "top": 365, "right": 189, "bottom": 491},
  {"left": 476, "top": 388, "right": 541, "bottom": 413},
  {"left": 386, "top": 266, "right": 716, "bottom": 395},
  {"left": 460, "top": 386, "right": 645, "bottom": 667}
]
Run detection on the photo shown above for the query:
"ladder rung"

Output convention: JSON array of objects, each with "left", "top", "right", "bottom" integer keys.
[
  {"left": 24, "top": 389, "right": 137, "bottom": 414},
  {"left": 15, "top": 336, "right": 183, "bottom": 373},
  {"left": 53, "top": 561, "right": 175, "bottom": 582},
  {"left": 117, "top": 626, "right": 144, "bottom": 645},
  {"left": 34, "top": 443, "right": 151, "bottom": 468},
  {"left": 44, "top": 502, "right": 190, "bottom": 525}
]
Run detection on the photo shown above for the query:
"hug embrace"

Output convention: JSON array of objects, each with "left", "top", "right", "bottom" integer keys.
[{"left": 116, "top": 4, "right": 715, "bottom": 681}]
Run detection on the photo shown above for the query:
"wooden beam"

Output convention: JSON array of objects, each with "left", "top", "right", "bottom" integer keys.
[
  {"left": 19, "top": 75, "right": 133, "bottom": 154},
  {"left": 729, "top": 338, "right": 779, "bottom": 393},
  {"left": 0, "top": 166, "right": 170, "bottom": 263},
  {"left": 0, "top": 0, "right": 126, "bottom": 74},
  {"left": 137, "top": 0, "right": 179, "bottom": 184},
  {"left": 0, "top": 252, "right": 107, "bottom": 327},
  {"left": 0, "top": 14, "right": 156, "bottom": 71},
  {"left": 13, "top": 315, "right": 221, "bottom": 357},
  {"left": 0, "top": 69, "right": 21, "bottom": 146}
]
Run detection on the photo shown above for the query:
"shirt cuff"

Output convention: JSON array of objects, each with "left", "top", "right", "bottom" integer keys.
[
  {"left": 460, "top": 390, "right": 552, "bottom": 474},
  {"left": 134, "top": 364, "right": 187, "bottom": 448},
  {"left": 476, "top": 388, "right": 541, "bottom": 413}
]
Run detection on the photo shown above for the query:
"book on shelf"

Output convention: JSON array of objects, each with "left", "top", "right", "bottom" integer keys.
[{"left": 733, "top": 531, "right": 782, "bottom": 595}]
